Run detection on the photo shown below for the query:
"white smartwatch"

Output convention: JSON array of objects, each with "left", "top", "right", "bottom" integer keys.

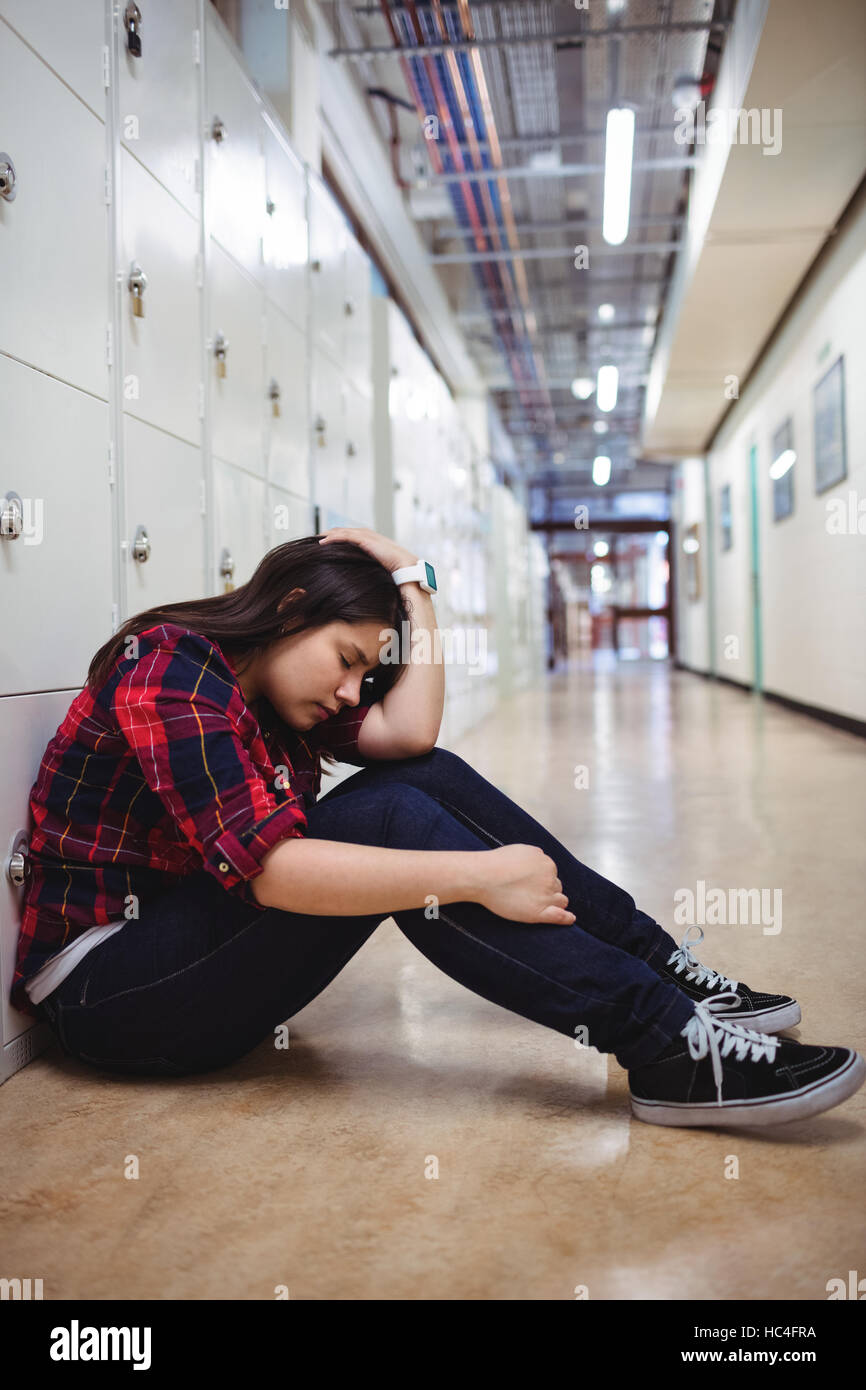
[{"left": 392, "top": 559, "right": 437, "bottom": 593}]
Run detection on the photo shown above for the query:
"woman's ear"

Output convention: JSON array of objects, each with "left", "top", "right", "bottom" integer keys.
[{"left": 278, "top": 587, "right": 306, "bottom": 615}]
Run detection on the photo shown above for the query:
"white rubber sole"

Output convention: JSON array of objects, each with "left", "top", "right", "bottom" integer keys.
[
  {"left": 732, "top": 999, "right": 802, "bottom": 1033},
  {"left": 630, "top": 1049, "right": 866, "bottom": 1128}
]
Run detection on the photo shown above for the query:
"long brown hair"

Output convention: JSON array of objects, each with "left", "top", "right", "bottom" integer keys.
[{"left": 86, "top": 536, "right": 412, "bottom": 766}]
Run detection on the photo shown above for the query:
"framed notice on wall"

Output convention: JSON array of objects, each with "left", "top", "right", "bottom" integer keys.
[
  {"left": 684, "top": 522, "right": 701, "bottom": 601},
  {"left": 813, "top": 355, "right": 847, "bottom": 494},
  {"left": 771, "top": 417, "right": 795, "bottom": 522},
  {"left": 719, "top": 483, "right": 733, "bottom": 551}
]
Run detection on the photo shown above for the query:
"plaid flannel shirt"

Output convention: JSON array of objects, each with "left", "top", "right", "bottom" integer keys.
[{"left": 10, "top": 623, "right": 373, "bottom": 1018}]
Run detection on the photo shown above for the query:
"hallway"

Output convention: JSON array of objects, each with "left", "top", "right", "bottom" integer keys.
[{"left": 3, "top": 662, "right": 862, "bottom": 1301}]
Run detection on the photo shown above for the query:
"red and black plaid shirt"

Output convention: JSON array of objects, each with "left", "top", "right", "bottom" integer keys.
[{"left": 11, "top": 623, "right": 373, "bottom": 1018}]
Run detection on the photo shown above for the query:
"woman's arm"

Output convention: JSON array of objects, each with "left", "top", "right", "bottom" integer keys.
[{"left": 252, "top": 837, "right": 487, "bottom": 916}]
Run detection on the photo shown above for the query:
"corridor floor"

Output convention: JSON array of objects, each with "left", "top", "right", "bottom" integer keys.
[{"left": 2, "top": 659, "right": 864, "bottom": 1300}]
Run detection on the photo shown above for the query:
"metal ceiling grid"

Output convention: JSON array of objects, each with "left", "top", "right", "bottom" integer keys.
[{"left": 332, "top": 0, "right": 734, "bottom": 493}]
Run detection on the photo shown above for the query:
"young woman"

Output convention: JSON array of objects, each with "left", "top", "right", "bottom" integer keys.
[{"left": 13, "top": 530, "right": 864, "bottom": 1128}]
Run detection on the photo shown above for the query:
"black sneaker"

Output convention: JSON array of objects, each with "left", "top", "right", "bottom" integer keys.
[
  {"left": 654, "top": 926, "right": 800, "bottom": 1033},
  {"left": 629, "top": 994, "right": 865, "bottom": 1128}
]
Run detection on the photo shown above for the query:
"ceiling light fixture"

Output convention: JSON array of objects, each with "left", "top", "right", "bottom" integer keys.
[
  {"left": 603, "top": 107, "right": 635, "bottom": 246},
  {"left": 596, "top": 364, "right": 619, "bottom": 412}
]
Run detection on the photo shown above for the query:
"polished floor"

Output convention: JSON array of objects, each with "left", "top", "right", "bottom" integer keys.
[{"left": 2, "top": 656, "right": 864, "bottom": 1300}]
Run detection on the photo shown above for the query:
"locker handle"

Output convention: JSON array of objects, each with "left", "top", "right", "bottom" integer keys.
[
  {"left": 0, "top": 153, "right": 17, "bottom": 202},
  {"left": 1, "top": 491, "right": 24, "bottom": 539},
  {"left": 6, "top": 831, "right": 31, "bottom": 887}
]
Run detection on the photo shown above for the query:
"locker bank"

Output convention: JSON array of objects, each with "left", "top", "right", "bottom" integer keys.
[{"left": 1, "top": 0, "right": 864, "bottom": 1312}]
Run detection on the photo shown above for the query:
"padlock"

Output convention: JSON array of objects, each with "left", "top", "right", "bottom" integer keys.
[
  {"left": 214, "top": 332, "right": 229, "bottom": 378},
  {"left": 128, "top": 261, "right": 147, "bottom": 318},
  {"left": 125, "top": 2, "right": 142, "bottom": 58},
  {"left": 269, "top": 379, "right": 281, "bottom": 418}
]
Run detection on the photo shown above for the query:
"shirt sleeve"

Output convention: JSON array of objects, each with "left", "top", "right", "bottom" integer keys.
[
  {"left": 312, "top": 698, "right": 376, "bottom": 766},
  {"left": 112, "top": 627, "right": 308, "bottom": 905}
]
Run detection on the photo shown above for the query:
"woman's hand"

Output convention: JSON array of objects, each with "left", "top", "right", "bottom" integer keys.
[
  {"left": 318, "top": 526, "right": 417, "bottom": 575},
  {"left": 476, "top": 845, "right": 577, "bottom": 926}
]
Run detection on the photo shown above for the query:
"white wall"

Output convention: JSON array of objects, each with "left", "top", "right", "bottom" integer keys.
[
  {"left": 672, "top": 457, "right": 710, "bottom": 673},
  {"left": 708, "top": 185, "right": 866, "bottom": 720},
  {"left": 671, "top": 186, "right": 866, "bottom": 719}
]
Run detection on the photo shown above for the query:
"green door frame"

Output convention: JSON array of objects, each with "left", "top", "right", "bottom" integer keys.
[
  {"left": 703, "top": 457, "right": 716, "bottom": 676},
  {"left": 748, "top": 442, "right": 763, "bottom": 693}
]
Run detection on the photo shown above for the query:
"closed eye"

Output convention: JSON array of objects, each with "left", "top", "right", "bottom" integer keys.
[{"left": 342, "top": 653, "right": 377, "bottom": 677}]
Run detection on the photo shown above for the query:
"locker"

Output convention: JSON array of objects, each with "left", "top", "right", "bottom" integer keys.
[
  {"left": 0, "top": 0, "right": 105, "bottom": 118},
  {"left": 0, "top": 21, "right": 108, "bottom": 398},
  {"left": 207, "top": 239, "right": 267, "bottom": 475},
  {"left": 204, "top": 13, "right": 267, "bottom": 287},
  {"left": 1, "top": 690, "right": 73, "bottom": 1071},
  {"left": 262, "top": 117, "right": 308, "bottom": 335},
  {"left": 116, "top": 0, "right": 200, "bottom": 221},
  {"left": 0, "top": 354, "right": 113, "bottom": 696},
  {"left": 342, "top": 231, "right": 372, "bottom": 399},
  {"left": 343, "top": 381, "right": 374, "bottom": 527},
  {"left": 122, "top": 418, "right": 205, "bottom": 616},
  {"left": 264, "top": 302, "right": 309, "bottom": 498},
  {"left": 267, "top": 486, "right": 314, "bottom": 551},
  {"left": 308, "top": 173, "right": 348, "bottom": 365},
  {"left": 119, "top": 147, "right": 201, "bottom": 446},
  {"left": 310, "top": 346, "right": 347, "bottom": 517},
  {"left": 211, "top": 456, "right": 267, "bottom": 593}
]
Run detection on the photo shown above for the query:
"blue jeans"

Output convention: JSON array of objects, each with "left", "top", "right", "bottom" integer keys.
[{"left": 36, "top": 747, "right": 696, "bottom": 1076}]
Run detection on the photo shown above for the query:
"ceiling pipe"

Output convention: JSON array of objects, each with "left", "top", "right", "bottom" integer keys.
[
  {"left": 330, "top": 20, "right": 733, "bottom": 61},
  {"left": 383, "top": 0, "right": 556, "bottom": 440},
  {"left": 452, "top": 0, "right": 556, "bottom": 431}
]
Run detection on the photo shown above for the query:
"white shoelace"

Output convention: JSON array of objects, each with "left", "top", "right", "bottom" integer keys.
[
  {"left": 666, "top": 924, "right": 739, "bottom": 993},
  {"left": 682, "top": 994, "right": 780, "bottom": 1105}
]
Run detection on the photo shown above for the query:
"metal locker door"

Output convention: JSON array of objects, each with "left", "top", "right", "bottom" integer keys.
[
  {"left": 0, "top": 689, "right": 73, "bottom": 1068},
  {"left": 123, "top": 419, "right": 205, "bottom": 618},
  {"left": 0, "top": 22, "right": 107, "bottom": 398},
  {"left": 212, "top": 457, "right": 267, "bottom": 595},
  {"left": 262, "top": 118, "right": 308, "bottom": 336},
  {"left": 268, "top": 485, "right": 314, "bottom": 552},
  {"left": 310, "top": 347, "right": 347, "bottom": 519},
  {"left": 116, "top": 0, "right": 200, "bottom": 220},
  {"left": 119, "top": 148, "right": 201, "bottom": 447},
  {"left": 342, "top": 233, "right": 372, "bottom": 400},
  {"left": 204, "top": 12, "right": 267, "bottom": 287},
  {"left": 0, "top": 355, "right": 113, "bottom": 696},
  {"left": 307, "top": 174, "right": 347, "bottom": 365},
  {"left": 264, "top": 302, "right": 309, "bottom": 499},
  {"left": 207, "top": 240, "right": 267, "bottom": 475},
  {"left": 0, "top": 0, "right": 104, "bottom": 119},
  {"left": 343, "top": 381, "right": 374, "bottom": 528}
]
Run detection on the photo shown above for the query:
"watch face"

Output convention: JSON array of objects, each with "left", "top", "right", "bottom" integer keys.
[{"left": 424, "top": 561, "right": 437, "bottom": 591}]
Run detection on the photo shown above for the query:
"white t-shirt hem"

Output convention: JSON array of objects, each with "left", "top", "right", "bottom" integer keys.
[{"left": 25, "top": 920, "right": 129, "bottom": 1006}]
